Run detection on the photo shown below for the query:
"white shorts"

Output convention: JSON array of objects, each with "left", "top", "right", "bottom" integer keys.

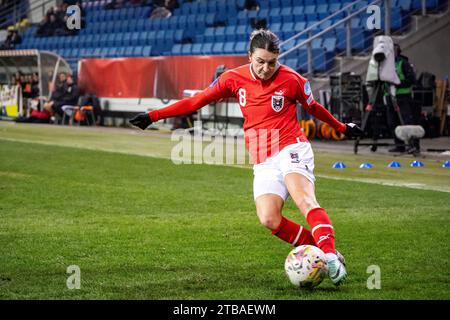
[{"left": 253, "top": 142, "right": 315, "bottom": 201}]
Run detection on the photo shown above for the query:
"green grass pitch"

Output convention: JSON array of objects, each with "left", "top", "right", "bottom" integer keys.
[{"left": 0, "top": 123, "right": 449, "bottom": 299}]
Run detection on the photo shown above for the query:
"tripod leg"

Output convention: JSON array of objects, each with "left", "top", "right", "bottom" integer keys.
[
  {"left": 355, "top": 81, "right": 381, "bottom": 153},
  {"left": 390, "top": 94, "right": 404, "bottom": 125}
]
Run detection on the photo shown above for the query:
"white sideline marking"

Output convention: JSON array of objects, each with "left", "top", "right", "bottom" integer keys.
[
  {"left": 1, "top": 136, "right": 449, "bottom": 193},
  {"left": 316, "top": 174, "right": 450, "bottom": 193}
]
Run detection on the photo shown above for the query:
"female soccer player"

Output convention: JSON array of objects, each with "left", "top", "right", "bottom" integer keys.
[{"left": 130, "top": 29, "right": 362, "bottom": 286}]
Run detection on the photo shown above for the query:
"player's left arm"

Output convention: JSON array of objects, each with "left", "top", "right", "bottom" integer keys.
[{"left": 295, "top": 79, "right": 363, "bottom": 137}]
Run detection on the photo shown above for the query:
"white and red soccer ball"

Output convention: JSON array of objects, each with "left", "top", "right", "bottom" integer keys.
[{"left": 284, "top": 245, "right": 328, "bottom": 288}]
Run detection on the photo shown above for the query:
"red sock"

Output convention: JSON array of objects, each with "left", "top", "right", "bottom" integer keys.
[
  {"left": 306, "top": 207, "right": 336, "bottom": 254},
  {"left": 272, "top": 216, "right": 316, "bottom": 246}
]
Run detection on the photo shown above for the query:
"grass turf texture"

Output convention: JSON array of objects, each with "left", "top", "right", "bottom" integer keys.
[{"left": 1, "top": 124, "right": 449, "bottom": 299}]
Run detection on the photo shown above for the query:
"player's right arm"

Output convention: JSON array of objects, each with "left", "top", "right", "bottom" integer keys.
[{"left": 129, "top": 75, "right": 233, "bottom": 130}]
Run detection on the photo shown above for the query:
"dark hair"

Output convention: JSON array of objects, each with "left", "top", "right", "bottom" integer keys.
[{"left": 249, "top": 29, "right": 280, "bottom": 54}]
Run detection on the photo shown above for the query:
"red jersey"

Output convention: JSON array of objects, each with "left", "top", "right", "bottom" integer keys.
[{"left": 149, "top": 63, "right": 346, "bottom": 164}]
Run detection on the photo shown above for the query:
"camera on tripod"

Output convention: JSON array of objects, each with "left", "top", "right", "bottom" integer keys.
[
  {"left": 366, "top": 35, "right": 400, "bottom": 90},
  {"left": 354, "top": 36, "right": 424, "bottom": 155}
]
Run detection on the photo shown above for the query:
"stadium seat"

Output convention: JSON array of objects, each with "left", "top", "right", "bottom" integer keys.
[
  {"left": 270, "top": 22, "right": 282, "bottom": 34},
  {"left": 223, "top": 42, "right": 235, "bottom": 54},
  {"left": 412, "top": 0, "right": 441, "bottom": 11},
  {"left": 297, "top": 49, "right": 308, "bottom": 72},
  {"left": 172, "top": 44, "right": 182, "bottom": 55},
  {"left": 280, "top": 7, "right": 294, "bottom": 23},
  {"left": 236, "top": 0, "right": 247, "bottom": 10},
  {"left": 294, "top": 22, "right": 307, "bottom": 34},
  {"left": 268, "top": 8, "right": 282, "bottom": 24},
  {"left": 92, "top": 48, "right": 101, "bottom": 57},
  {"left": 122, "top": 32, "right": 132, "bottom": 47},
  {"left": 130, "top": 32, "right": 140, "bottom": 46},
  {"left": 174, "top": 30, "right": 185, "bottom": 43},
  {"left": 312, "top": 38, "right": 322, "bottom": 49},
  {"left": 313, "top": 48, "right": 334, "bottom": 72},
  {"left": 192, "top": 43, "right": 202, "bottom": 55},
  {"left": 398, "top": 0, "right": 412, "bottom": 11},
  {"left": 225, "top": 26, "right": 237, "bottom": 42},
  {"left": 133, "top": 46, "right": 144, "bottom": 57},
  {"left": 212, "top": 42, "right": 224, "bottom": 54},
  {"left": 323, "top": 37, "right": 337, "bottom": 52},
  {"left": 285, "top": 58, "right": 298, "bottom": 70},
  {"left": 202, "top": 43, "right": 213, "bottom": 55},
  {"left": 335, "top": 28, "right": 369, "bottom": 51},
  {"left": 280, "top": 0, "right": 293, "bottom": 7},
  {"left": 181, "top": 44, "right": 192, "bottom": 55},
  {"left": 116, "top": 47, "right": 126, "bottom": 57},
  {"left": 107, "top": 47, "right": 118, "bottom": 57},
  {"left": 215, "top": 27, "right": 226, "bottom": 43},
  {"left": 124, "top": 47, "right": 133, "bottom": 57},
  {"left": 234, "top": 41, "right": 247, "bottom": 54},
  {"left": 205, "top": 13, "right": 216, "bottom": 27},
  {"left": 106, "top": 33, "right": 115, "bottom": 47},
  {"left": 236, "top": 25, "right": 251, "bottom": 42},
  {"left": 142, "top": 45, "right": 152, "bottom": 56},
  {"left": 204, "top": 27, "right": 215, "bottom": 43}
]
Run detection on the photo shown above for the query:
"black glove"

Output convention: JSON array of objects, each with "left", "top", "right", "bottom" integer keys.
[
  {"left": 344, "top": 123, "right": 363, "bottom": 137},
  {"left": 129, "top": 113, "right": 152, "bottom": 130}
]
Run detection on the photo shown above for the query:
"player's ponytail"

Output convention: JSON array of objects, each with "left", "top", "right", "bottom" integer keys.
[{"left": 249, "top": 29, "right": 280, "bottom": 54}]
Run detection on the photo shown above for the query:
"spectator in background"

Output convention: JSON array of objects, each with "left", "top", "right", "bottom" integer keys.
[
  {"left": 251, "top": 18, "right": 267, "bottom": 30},
  {"left": 150, "top": 0, "right": 178, "bottom": 19},
  {"left": 31, "top": 73, "right": 40, "bottom": 99},
  {"left": 57, "top": 74, "right": 80, "bottom": 120},
  {"left": 43, "top": 72, "right": 68, "bottom": 117},
  {"left": 36, "top": 15, "right": 51, "bottom": 36},
  {"left": 388, "top": 43, "right": 418, "bottom": 153},
  {"left": 12, "top": 71, "right": 21, "bottom": 85},
  {"left": 36, "top": 2, "right": 82, "bottom": 37},
  {"left": 58, "top": 74, "right": 80, "bottom": 121},
  {"left": 150, "top": 6, "right": 172, "bottom": 19},
  {"left": 15, "top": 102, "right": 52, "bottom": 123},
  {"left": 164, "top": 0, "right": 179, "bottom": 11},
  {"left": 1, "top": 29, "right": 22, "bottom": 49},
  {"left": 14, "top": 72, "right": 50, "bottom": 124},
  {"left": 105, "top": 0, "right": 125, "bottom": 9},
  {"left": 245, "top": 0, "right": 260, "bottom": 11}
]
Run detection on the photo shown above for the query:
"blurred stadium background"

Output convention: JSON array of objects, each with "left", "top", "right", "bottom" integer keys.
[
  {"left": 0, "top": 0, "right": 449, "bottom": 300},
  {"left": 0, "top": 0, "right": 449, "bottom": 135}
]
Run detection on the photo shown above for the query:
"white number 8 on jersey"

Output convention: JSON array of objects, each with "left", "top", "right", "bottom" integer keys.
[{"left": 238, "top": 88, "right": 246, "bottom": 107}]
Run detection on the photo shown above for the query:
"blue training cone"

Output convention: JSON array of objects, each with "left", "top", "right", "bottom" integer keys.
[
  {"left": 411, "top": 160, "right": 424, "bottom": 167},
  {"left": 443, "top": 161, "right": 450, "bottom": 168},
  {"left": 359, "top": 163, "right": 373, "bottom": 169},
  {"left": 388, "top": 161, "right": 401, "bottom": 168},
  {"left": 332, "top": 162, "right": 347, "bottom": 169}
]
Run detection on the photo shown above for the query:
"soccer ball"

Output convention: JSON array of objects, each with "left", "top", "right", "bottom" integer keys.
[{"left": 284, "top": 245, "right": 328, "bottom": 288}]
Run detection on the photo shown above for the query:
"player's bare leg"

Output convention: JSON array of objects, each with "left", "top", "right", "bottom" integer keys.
[
  {"left": 284, "top": 173, "right": 347, "bottom": 286},
  {"left": 255, "top": 194, "right": 316, "bottom": 246}
]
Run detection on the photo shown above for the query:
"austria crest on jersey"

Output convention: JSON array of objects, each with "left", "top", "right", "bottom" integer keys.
[{"left": 272, "top": 95, "right": 284, "bottom": 112}]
